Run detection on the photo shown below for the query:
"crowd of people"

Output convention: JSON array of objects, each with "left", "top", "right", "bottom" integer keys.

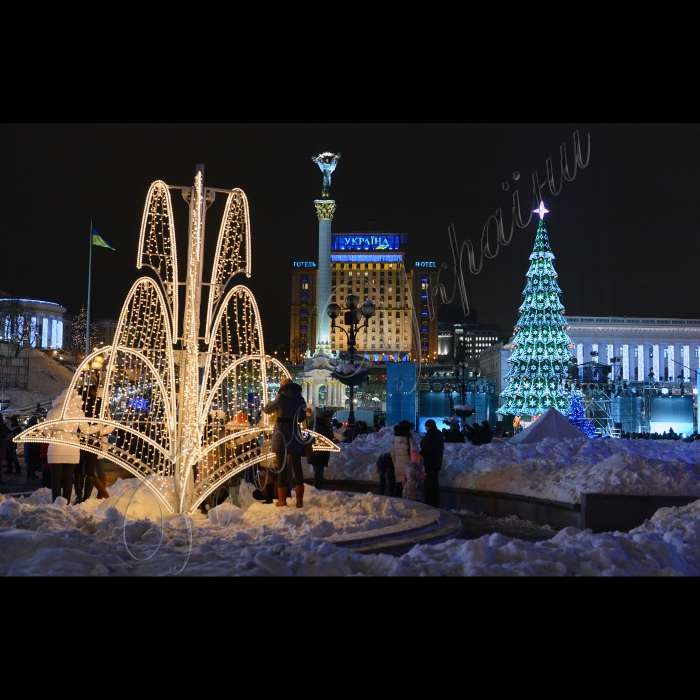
[
  {"left": 1, "top": 393, "right": 111, "bottom": 500},
  {"left": 621, "top": 427, "right": 696, "bottom": 442},
  {"left": 1, "top": 375, "right": 494, "bottom": 513},
  {"left": 442, "top": 419, "right": 494, "bottom": 445}
]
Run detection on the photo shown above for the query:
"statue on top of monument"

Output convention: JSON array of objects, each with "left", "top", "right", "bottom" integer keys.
[{"left": 312, "top": 152, "right": 341, "bottom": 198}]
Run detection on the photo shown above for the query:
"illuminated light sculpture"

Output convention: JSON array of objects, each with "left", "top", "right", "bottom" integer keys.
[
  {"left": 497, "top": 202, "right": 575, "bottom": 419},
  {"left": 18, "top": 165, "right": 338, "bottom": 514}
]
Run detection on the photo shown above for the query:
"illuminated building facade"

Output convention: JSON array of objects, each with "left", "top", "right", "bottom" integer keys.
[
  {"left": 0, "top": 295, "right": 67, "bottom": 349},
  {"left": 486, "top": 317, "right": 700, "bottom": 388},
  {"left": 329, "top": 234, "right": 411, "bottom": 360},
  {"left": 412, "top": 263, "right": 440, "bottom": 363},
  {"left": 437, "top": 304, "right": 504, "bottom": 364},
  {"left": 289, "top": 262, "right": 318, "bottom": 363},
  {"left": 564, "top": 316, "right": 700, "bottom": 382},
  {"left": 329, "top": 235, "right": 440, "bottom": 362},
  {"left": 289, "top": 153, "right": 439, "bottom": 365},
  {"left": 289, "top": 241, "right": 439, "bottom": 364}
]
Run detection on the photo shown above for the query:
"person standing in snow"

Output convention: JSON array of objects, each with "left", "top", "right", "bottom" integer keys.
[
  {"left": 402, "top": 440, "right": 425, "bottom": 503},
  {"left": 465, "top": 420, "right": 482, "bottom": 445},
  {"left": 444, "top": 421, "right": 465, "bottom": 443},
  {"left": 479, "top": 420, "right": 494, "bottom": 445},
  {"left": 43, "top": 388, "right": 102, "bottom": 504},
  {"left": 4, "top": 415, "right": 22, "bottom": 475},
  {"left": 420, "top": 419, "right": 444, "bottom": 508},
  {"left": 74, "top": 384, "right": 113, "bottom": 503},
  {"left": 23, "top": 414, "right": 42, "bottom": 479},
  {"left": 390, "top": 420, "right": 417, "bottom": 499},
  {"left": 44, "top": 390, "right": 83, "bottom": 503},
  {"left": 262, "top": 377, "right": 307, "bottom": 508},
  {"left": 307, "top": 410, "right": 335, "bottom": 490},
  {"left": 40, "top": 441, "right": 51, "bottom": 488}
]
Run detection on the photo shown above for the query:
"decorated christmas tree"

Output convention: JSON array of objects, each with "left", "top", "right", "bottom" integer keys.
[
  {"left": 69, "top": 305, "right": 100, "bottom": 355},
  {"left": 497, "top": 202, "right": 574, "bottom": 419},
  {"left": 567, "top": 392, "right": 597, "bottom": 437}
]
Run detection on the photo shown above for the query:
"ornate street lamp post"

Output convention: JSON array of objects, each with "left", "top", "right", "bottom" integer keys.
[
  {"left": 454, "top": 358, "right": 469, "bottom": 405},
  {"left": 443, "top": 382, "right": 455, "bottom": 415},
  {"left": 327, "top": 294, "right": 375, "bottom": 443}
]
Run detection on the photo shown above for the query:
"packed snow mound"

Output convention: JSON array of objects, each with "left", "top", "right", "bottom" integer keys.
[
  {"left": 509, "top": 407, "right": 587, "bottom": 444},
  {"left": 313, "top": 426, "right": 700, "bottom": 505}
]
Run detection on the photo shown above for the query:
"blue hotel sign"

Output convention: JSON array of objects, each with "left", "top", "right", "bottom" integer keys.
[
  {"left": 332, "top": 234, "right": 406, "bottom": 252},
  {"left": 414, "top": 261, "right": 437, "bottom": 268},
  {"left": 293, "top": 261, "right": 317, "bottom": 267}
]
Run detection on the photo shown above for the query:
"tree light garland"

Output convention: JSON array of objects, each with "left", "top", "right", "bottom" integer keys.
[{"left": 497, "top": 202, "right": 574, "bottom": 418}]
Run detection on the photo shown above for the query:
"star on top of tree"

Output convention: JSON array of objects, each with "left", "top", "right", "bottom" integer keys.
[{"left": 533, "top": 201, "right": 549, "bottom": 219}]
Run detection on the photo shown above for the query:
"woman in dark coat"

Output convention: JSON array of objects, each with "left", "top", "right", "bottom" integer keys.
[
  {"left": 262, "top": 377, "right": 307, "bottom": 507},
  {"left": 23, "top": 414, "right": 42, "bottom": 479},
  {"left": 3, "top": 415, "right": 22, "bottom": 475},
  {"left": 307, "top": 410, "right": 335, "bottom": 490}
]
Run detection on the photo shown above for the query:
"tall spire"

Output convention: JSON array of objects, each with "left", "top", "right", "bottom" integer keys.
[{"left": 313, "top": 153, "right": 340, "bottom": 353}]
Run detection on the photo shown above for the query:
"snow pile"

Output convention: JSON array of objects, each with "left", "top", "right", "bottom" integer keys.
[
  {"left": 312, "top": 427, "right": 700, "bottom": 505},
  {"left": 1, "top": 476, "right": 700, "bottom": 575}
]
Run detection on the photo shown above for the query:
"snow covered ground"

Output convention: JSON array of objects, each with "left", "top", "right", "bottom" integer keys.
[
  {"left": 2, "top": 429, "right": 700, "bottom": 575},
  {"left": 320, "top": 427, "right": 700, "bottom": 505},
  {"left": 0, "top": 480, "right": 698, "bottom": 576}
]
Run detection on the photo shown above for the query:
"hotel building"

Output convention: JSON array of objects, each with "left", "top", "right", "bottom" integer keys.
[{"left": 290, "top": 237, "right": 439, "bottom": 364}]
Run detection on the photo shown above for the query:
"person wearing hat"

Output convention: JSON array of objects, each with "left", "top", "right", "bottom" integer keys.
[
  {"left": 419, "top": 419, "right": 444, "bottom": 508},
  {"left": 307, "top": 410, "right": 335, "bottom": 490},
  {"left": 262, "top": 377, "right": 307, "bottom": 507}
]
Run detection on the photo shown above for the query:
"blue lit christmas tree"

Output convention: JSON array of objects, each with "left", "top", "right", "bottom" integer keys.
[
  {"left": 497, "top": 202, "right": 575, "bottom": 419},
  {"left": 567, "top": 393, "right": 597, "bottom": 437}
]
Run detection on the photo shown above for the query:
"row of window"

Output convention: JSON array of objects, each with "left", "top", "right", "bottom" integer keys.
[
  {"left": 332, "top": 263, "right": 397, "bottom": 270},
  {"left": 331, "top": 342, "right": 407, "bottom": 350}
]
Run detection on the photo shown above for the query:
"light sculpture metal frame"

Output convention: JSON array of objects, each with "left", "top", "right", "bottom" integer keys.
[{"left": 19, "top": 165, "right": 338, "bottom": 514}]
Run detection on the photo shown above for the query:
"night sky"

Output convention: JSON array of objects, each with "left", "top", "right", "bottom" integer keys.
[{"left": 2, "top": 123, "right": 698, "bottom": 349}]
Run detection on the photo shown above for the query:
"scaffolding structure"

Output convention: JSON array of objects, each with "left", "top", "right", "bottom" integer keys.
[
  {"left": 581, "top": 385, "right": 615, "bottom": 436},
  {"left": 576, "top": 378, "right": 696, "bottom": 436},
  {"left": 0, "top": 345, "right": 29, "bottom": 391}
]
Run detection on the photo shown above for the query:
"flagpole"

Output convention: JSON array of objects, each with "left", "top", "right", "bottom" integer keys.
[{"left": 86, "top": 220, "right": 93, "bottom": 359}]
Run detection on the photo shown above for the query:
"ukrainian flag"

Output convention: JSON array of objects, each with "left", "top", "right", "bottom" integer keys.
[{"left": 92, "top": 227, "right": 115, "bottom": 250}]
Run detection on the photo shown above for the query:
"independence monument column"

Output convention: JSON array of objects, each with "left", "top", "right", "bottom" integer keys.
[{"left": 312, "top": 152, "right": 340, "bottom": 354}]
